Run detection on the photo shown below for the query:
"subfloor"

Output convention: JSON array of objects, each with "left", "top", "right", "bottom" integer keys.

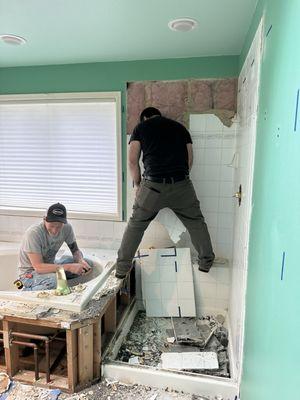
[
  {"left": 3, "top": 380, "right": 224, "bottom": 400},
  {"left": 115, "top": 311, "right": 230, "bottom": 378}
]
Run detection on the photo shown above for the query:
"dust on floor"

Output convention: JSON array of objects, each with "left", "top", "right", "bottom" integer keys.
[{"left": 3, "top": 380, "right": 224, "bottom": 400}]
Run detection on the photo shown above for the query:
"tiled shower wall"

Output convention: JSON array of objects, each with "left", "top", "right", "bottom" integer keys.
[
  {"left": 190, "top": 114, "right": 236, "bottom": 314},
  {"left": 228, "top": 23, "right": 262, "bottom": 378}
]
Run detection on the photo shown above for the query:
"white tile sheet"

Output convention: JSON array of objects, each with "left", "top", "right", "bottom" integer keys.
[
  {"left": 161, "top": 352, "right": 219, "bottom": 370},
  {"left": 140, "top": 248, "right": 196, "bottom": 317}
]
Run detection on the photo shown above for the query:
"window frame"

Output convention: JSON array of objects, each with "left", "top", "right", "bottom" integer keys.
[{"left": 0, "top": 91, "right": 123, "bottom": 221}]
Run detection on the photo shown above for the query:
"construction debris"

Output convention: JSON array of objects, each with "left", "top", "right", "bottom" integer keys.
[
  {"left": 116, "top": 312, "right": 230, "bottom": 378},
  {"left": 0, "top": 381, "right": 61, "bottom": 400},
  {"left": 0, "top": 373, "right": 10, "bottom": 395},
  {"left": 58, "top": 380, "right": 224, "bottom": 400}
]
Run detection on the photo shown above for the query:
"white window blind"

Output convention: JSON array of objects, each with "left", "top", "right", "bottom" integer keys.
[{"left": 0, "top": 93, "right": 122, "bottom": 220}]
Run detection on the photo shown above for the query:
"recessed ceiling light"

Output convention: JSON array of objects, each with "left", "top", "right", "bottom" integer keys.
[
  {"left": 0, "top": 34, "right": 27, "bottom": 46},
  {"left": 168, "top": 18, "right": 198, "bottom": 32}
]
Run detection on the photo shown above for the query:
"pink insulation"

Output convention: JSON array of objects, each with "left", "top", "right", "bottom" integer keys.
[{"left": 127, "top": 78, "right": 237, "bottom": 134}]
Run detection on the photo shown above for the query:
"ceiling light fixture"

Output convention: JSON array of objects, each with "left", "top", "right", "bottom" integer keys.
[
  {"left": 0, "top": 34, "right": 27, "bottom": 46},
  {"left": 168, "top": 17, "right": 198, "bottom": 32}
]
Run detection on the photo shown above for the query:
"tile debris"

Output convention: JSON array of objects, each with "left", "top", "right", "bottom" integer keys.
[{"left": 116, "top": 312, "right": 230, "bottom": 378}]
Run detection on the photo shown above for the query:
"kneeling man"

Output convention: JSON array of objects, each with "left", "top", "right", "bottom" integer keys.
[{"left": 18, "top": 203, "right": 92, "bottom": 291}]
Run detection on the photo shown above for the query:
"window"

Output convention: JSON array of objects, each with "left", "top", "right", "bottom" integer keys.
[{"left": 0, "top": 92, "right": 122, "bottom": 220}]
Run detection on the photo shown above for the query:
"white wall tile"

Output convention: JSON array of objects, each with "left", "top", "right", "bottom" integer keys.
[
  {"left": 220, "top": 166, "right": 234, "bottom": 182},
  {"left": 161, "top": 282, "right": 178, "bottom": 301},
  {"left": 197, "top": 282, "right": 217, "bottom": 298},
  {"left": 179, "top": 300, "right": 196, "bottom": 316},
  {"left": 221, "top": 148, "right": 235, "bottom": 165},
  {"left": 218, "top": 213, "right": 234, "bottom": 229},
  {"left": 145, "top": 299, "right": 163, "bottom": 317},
  {"left": 162, "top": 302, "right": 181, "bottom": 316},
  {"left": 197, "top": 181, "right": 219, "bottom": 198},
  {"left": 204, "top": 212, "right": 218, "bottom": 228},
  {"left": 190, "top": 114, "right": 206, "bottom": 132},
  {"left": 204, "top": 148, "right": 222, "bottom": 165},
  {"left": 217, "top": 284, "right": 230, "bottom": 300},
  {"left": 143, "top": 282, "right": 162, "bottom": 300},
  {"left": 177, "top": 282, "right": 195, "bottom": 299},
  {"left": 205, "top": 115, "right": 223, "bottom": 131},
  {"left": 222, "top": 133, "right": 236, "bottom": 149},
  {"left": 205, "top": 133, "right": 223, "bottom": 148},
  {"left": 199, "top": 197, "right": 219, "bottom": 213},
  {"left": 204, "top": 165, "right": 220, "bottom": 181},
  {"left": 219, "top": 197, "right": 234, "bottom": 213},
  {"left": 219, "top": 181, "right": 234, "bottom": 198}
]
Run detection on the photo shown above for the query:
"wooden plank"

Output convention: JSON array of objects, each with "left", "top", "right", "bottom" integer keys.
[
  {"left": 78, "top": 325, "right": 93, "bottom": 385},
  {"left": 104, "top": 296, "right": 117, "bottom": 333},
  {"left": 93, "top": 320, "right": 101, "bottom": 379},
  {"left": 13, "top": 370, "right": 69, "bottom": 392},
  {"left": 2, "top": 320, "right": 19, "bottom": 377},
  {"left": 66, "top": 329, "right": 78, "bottom": 392},
  {"left": 4, "top": 316, "right": 61, "bottom": 329}
]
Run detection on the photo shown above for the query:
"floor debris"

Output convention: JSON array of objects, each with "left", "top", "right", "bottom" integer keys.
[
  {"left": 0, "top": 373, "right": 10, "bottom": 395},
  {"left": 58, "top": 380, "right": 225, "bottom": 400},
  {"left": 0, "top": 381, "right": 61, "bottom": 400},
  {"left": 0, "top": 378, "right": 226, "bottom": 400},
  {"left": 116, "top": 311, "right": 230, "bottom": 378}
]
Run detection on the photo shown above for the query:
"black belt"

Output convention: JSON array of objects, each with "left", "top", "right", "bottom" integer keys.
[{"left": 144, "top": 175, "right": 188, "bottom": 183}]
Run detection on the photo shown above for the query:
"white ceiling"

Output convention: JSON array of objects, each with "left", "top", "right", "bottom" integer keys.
[{"left": 0, "top": 0, "right": 258, "bottom": 67}]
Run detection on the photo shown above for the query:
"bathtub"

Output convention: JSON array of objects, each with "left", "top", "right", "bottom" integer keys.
[{"left": 0, "top": 243, "right": 117, "bottom": 312}]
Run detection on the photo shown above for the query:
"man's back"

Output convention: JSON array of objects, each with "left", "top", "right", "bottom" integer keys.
[{"left": 130, "top": 116, "right": 192, "bottom": 177}]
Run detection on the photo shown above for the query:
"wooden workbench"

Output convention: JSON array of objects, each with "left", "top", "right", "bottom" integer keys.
[{"left": 0, "top": 268, "right": 135, "bottom": 393}]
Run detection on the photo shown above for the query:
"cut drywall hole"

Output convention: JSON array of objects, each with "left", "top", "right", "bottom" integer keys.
[{"left": 0, "top": 34, "right": 26, "bottom": 45}]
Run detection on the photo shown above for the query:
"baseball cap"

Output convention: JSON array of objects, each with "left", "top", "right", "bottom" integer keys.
[{"left": 46, "top": 203, "right": 67, "bottom": 224}]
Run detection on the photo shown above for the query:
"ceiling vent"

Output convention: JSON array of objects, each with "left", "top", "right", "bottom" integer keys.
[
  {"left": 168, "top": 18, "right": 198, "bottom": 32},
  {"left": 0, "top": 34, "right": 27, "bottom": 45}
]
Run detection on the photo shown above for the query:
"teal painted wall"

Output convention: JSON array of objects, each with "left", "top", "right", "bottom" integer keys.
[
  {"left": 0, "top": 56, "right": 238, "bottom": 94},
  {"left": 240, "top": 1, "right": 300, "bottom": 399},
  {"left": 0, "top": 56, "right": 237, "bottom": 217}
]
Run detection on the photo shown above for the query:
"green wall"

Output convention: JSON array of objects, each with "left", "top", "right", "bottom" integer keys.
[
  {"left": 240, "top": 1, "right": 300, "bottom": 399},
  {"left": 0, "top": 55, "right": 237, "bottom": 217},
  {"left": 0, "top": 56, "right": 238, "bottom": 94}
]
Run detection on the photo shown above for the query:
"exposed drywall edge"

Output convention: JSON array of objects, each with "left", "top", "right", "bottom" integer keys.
[
  {"left": 102, "top": 361, "right": 238, "bottom": 399},
  {"left": 239, "top": 0, "right": 264, "bottom": 71}
]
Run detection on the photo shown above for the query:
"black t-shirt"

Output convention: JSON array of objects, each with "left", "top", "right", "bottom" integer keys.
[{"left": 129, "top": 116, "right": 192, "bottom": 177}]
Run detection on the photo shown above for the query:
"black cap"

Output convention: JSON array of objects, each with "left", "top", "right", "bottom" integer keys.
[{"left": 46, "top": 203, "right": 67, "bottom": 224}]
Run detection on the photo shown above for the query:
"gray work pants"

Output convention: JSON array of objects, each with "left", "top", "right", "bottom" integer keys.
[{"left": 116, "top": 178, "right": 215, "bottom": 275}]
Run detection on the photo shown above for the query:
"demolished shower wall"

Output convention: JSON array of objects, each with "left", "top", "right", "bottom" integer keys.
[{"left": 126, "top": 79, "right": 238, "bottom": 315}]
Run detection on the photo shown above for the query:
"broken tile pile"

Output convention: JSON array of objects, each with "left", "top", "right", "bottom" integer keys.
[{"left": 116, "top": 312, "right": 230, "bottom": 378}]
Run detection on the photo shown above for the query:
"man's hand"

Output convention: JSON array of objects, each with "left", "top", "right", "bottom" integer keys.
[
  {"left": 66, "top": 262, "right": 91, "bottom": 275},
  {"left": 79, "top": 259, "right": 92, "bottom": 274}
]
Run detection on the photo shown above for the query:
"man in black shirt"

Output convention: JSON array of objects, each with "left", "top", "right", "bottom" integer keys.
[{"left": 116, "top": 107, "right": 215, "bottom": 278}]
